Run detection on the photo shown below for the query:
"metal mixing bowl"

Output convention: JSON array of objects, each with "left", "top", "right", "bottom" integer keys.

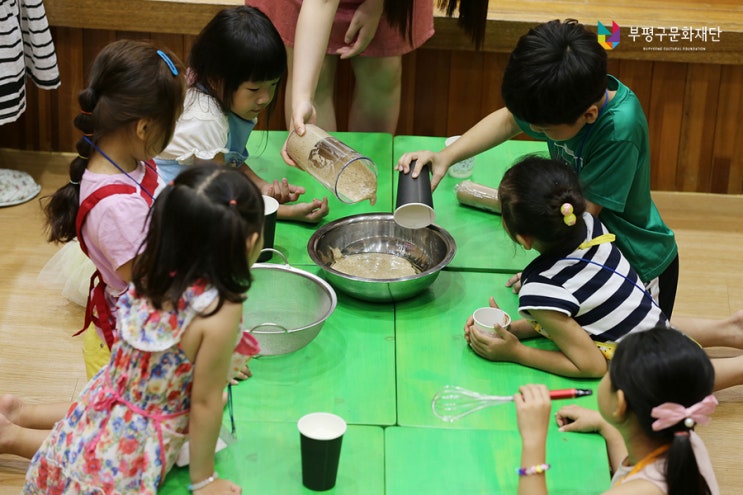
[
  {"left": 242, "top": 251, "right": 337, "bottom": 355},
  {"left": 307, "top": 213, "right": 456, "bottom": 302}
]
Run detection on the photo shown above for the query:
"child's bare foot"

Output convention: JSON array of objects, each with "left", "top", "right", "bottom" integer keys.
[{"left": 0, "top": 394, "right": 24, "bottom": 424}]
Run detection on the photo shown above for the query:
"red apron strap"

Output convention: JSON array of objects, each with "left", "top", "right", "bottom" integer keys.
[
  {"left": 75, "top": 184, "right": 136, "bottom": 255},
  {"left": 140, "top": 160, "right": 159, "bottom": 206}
]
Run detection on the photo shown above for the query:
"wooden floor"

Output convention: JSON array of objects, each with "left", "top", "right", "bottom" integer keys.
[{"left": 1, "top": 148, "right": 742, "bottom": 493}]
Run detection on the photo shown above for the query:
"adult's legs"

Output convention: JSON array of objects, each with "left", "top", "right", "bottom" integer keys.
[
  {"left": 348, "top": 55, "right": 402, "bottom": 133},
  {"left": 284, "top": 47, "right": 339, "bottom": 131}
]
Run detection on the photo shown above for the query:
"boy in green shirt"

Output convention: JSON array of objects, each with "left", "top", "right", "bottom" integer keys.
[{"left": 397, "top": 19, "right": 678, "bottom": 317}]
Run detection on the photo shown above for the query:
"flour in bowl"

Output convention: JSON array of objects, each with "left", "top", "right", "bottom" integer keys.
[{"left": 331, "top": 251, "right": 418, "bottom": 279}]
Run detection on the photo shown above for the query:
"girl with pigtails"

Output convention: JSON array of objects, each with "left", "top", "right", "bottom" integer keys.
[
  {"left": 515, "top": 327, "right": 719, "bottom": 494},
  {"left": 41, "top": 39, "right": 184, "bottom": 378},
  {"left": 464, "top": 156, "right": 668, "bottom": 378}
]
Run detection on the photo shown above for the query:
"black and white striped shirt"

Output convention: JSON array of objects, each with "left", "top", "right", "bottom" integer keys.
[
  {"left": 1, "top": 0, "right": 60, "bottom": 125},
  {"left": 519, "top": 212, "right": 668, "bottom": 343}
]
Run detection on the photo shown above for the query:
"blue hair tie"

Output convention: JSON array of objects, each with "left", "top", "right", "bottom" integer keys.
[{"left": 156, "top": 50, "right": 178, "bottom": 76}]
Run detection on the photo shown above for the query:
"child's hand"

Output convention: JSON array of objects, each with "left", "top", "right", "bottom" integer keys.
[
  {"left": 277, "top": 198, "right": 329, "bottom": 223},
  {"left": 515, "top": 384, "right": 552, "bottom": 445},
  {"left": 463, "top": 296, "right": 501, "bottom": 343},
  {"left": 263, "top": 178, "right": 305, "bottom": 203},
  {"left": 194, "top": 478, "right": 241, "bottom": 494},
  {"left": 467, "top": 319, "right": 521, "bottom": 361},
  {"left": 555, "top": 404, "right": 604, "bottom": 433},
  {"left": 505, "top": 272, "right": 523, "bottom": 293},
  {"left": 396, "top": 150, "right": 447, "bottom": 191}
]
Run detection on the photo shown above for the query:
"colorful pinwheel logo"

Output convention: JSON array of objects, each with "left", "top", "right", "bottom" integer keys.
[{"left": 598, "top": 21, "right": 620, "bottom": 50}]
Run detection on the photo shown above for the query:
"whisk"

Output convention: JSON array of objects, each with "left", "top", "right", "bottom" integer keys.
[{"left": 432, "top": 385, "right": 593, "bottom": 422}]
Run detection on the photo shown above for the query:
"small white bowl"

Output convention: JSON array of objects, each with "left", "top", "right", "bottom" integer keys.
[{"left": 473, "top": 307, "right": 511, "bottom": 335}]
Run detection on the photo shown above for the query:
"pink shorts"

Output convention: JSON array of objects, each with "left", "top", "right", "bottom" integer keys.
[{"left": 247, "top": 0, "right": 434, "bottom": 57}]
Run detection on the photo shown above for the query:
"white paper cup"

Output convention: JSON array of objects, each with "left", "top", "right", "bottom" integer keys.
[
  {"left": 445, "top": 136, "right": 475, "bottom": 179},
  {"left": 472, "top": 307, "right": 511, "bottom": 335}
]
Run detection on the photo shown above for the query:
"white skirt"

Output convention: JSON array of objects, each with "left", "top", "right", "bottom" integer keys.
[{"left": 38, "top": 239, "right": 96, "bottom": 307}]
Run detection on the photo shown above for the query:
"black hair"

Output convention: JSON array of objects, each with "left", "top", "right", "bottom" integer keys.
[
  {"left": 132, "top": 164, "right": 264, "bottom": 316},
  {"left": 386, "top": 0, "right": 487, "bottom": 49},
  {"left": 189, "top": 6, "right": 287, "bottom": 114},
  {"left": 501, "top": 19, "right": 608, "bottom": 125},
  {"left": 498, "top": 156, "right": 586, "bottom": 256},
  {"left": 610, "top": 327, "right": 714, "bottom": 495},
  {"left": 43, "top": 39, "right": 185, "bottom": 243}
]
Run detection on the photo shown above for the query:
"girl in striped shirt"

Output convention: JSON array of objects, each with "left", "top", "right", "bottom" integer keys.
[{"left": 465, "top": 156, "right": 667, "bottom": 378}]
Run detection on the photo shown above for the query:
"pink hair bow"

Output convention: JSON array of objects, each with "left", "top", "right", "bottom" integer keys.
[{"left": 650, "top": 395, "right": 718, "bottom": 431}]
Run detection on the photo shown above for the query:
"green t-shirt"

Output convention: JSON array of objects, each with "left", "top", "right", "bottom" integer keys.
[{"left": 515, "top": 75, "right": 677, "bottom": 282}]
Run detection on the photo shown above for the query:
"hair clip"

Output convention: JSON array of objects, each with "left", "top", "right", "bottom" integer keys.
[
  {"left": 560, "top": 203, "right": 576, "bottom": 226},
  {"left": 69, "top": 179, "right": 80, "bottom": 185},
  {"left": 228, "top": 199, "right": 237, "bottom": 206},
  {"left": 675, "top": 430, "right": 691, "bottom": 437},
  {"left": 80, "top": 110, "right": 92, "bottom": 115},
  {"left": 156, "top": 50, "right": 179, "bottom": 77}
]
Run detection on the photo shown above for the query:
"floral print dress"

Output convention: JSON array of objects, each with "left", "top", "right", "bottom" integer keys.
[{"left": 24, "top": 281, "right": 229, "bottom": 494}]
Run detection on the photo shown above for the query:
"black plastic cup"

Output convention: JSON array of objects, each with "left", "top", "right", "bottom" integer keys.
[
  {"left": 258, "top": 195, "right": 279, "bottom": 262},
  {"left": 394, "top": 160, "right": 436, "bottom": 229},
  {"left": 298, "top": 412, "right": 346, "bottom": 491}
]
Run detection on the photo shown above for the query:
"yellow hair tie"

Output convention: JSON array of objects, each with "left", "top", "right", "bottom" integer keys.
[{"left": 560, "top": 203, "right": 576, "bottom": 226}]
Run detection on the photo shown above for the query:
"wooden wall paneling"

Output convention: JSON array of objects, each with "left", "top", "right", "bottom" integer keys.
[
  {"left": 410, "top": 49, "right": 451, "bottom": 137},
  {"left": 615, "top": 59, "right": 653, "bottom": 115},
  {"left": 150, "top": 33, "right": 189, "bottom": 67},
  {"left": 713, "top": 65, "right": 743, "bottom": 194},
  {"left": 446, "top": 51, "right": 485, "bottom": 136},
  {"left": 480, "top": 52, "right": 507, "bottom": 114},
  {"left": 647, "top": 61, "right": 687, "bottom": 190},
  {"left": 678, "top": 63, "right": 721, "bottom": 192},
  {"left": 51, "top": 27, "right": 84, "bottom": 153},
  {"left": 398, "top": 52, "right": 418, "bottom": 136}
]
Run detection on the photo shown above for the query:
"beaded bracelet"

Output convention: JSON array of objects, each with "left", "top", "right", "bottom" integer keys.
[
  {"left": 517, "top": 463, "right": 551, "bottom": 476},
  {"left": 188, "top": 472, "right": 219, "bottom": 491}
]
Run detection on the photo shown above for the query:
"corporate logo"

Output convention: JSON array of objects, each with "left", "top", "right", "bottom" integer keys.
[{"left": 598, "top": 21, "right": 621, "bottom": 50}]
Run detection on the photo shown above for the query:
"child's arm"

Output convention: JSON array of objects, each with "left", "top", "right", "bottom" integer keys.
[
  {"left": 467, "top": 309, "right": 608, "bottom": 378},
  {"left": 397, "top": 107, "right": 522, "bottom": 190},
  {"left": 515, "top": 384, "right": 552, "bottom": 495},
  {"left": 278, "top": 198, "right": 330, "bottom": 223},
  {"left": 556, "top": 405, "right": 627, "bottom": 474},
  {"left": 186, "top": 301, "right": 243, "bottom": 492}
]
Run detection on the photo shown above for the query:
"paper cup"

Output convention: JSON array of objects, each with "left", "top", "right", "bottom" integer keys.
[
  {"left": 298, "top": 412, "right": 347, "bottom": 491},
  {"left": 394, "top": 160, "right": 436, "bottom": 229},
  {"left": 473, "top": 307, "right": 511, "bottom": 335},
  {"left": 286, "top": 124, "right": 377, "bottom": 204},
  {"left": 257, "top": 195, "right": 279, "bottom": 262},
  {"left": 445, "top": 136, "right": 475, "bottom": 179}
]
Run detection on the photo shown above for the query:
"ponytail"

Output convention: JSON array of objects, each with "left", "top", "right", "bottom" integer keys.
[
  {"left": 666, "top": 433, "right": 711, "bottom": 495},
  {"left": 43, "top": 89, "right": 97, "bottom": 243}
]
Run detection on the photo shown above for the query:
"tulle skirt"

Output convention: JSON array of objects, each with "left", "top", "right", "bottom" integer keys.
[{"left": 38, "top": 239, "right": 96, "bottom": 307}]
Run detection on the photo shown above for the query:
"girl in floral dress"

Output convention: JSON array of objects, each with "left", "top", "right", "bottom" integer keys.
[{"left": 24, "top": 164, "right": 265, "bottom": 494}]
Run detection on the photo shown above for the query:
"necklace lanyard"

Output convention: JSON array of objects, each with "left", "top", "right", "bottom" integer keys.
[
  {"left": 82, "top": 136, "right": 157, "bottom": 200},
  {"left": 616, "top": 444, "right": 670, "bottom": 485},
  {"left": 574, "top": 89, "right": 609, "bottom": 175}
]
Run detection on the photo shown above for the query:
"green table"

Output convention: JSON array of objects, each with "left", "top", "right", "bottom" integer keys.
[
  {"left": 232, "top": 279, "right": 396, "bottom": 426},
  {"left": 395, "top": 270, "right": 599, "bottom": 429},
  {"left": 385, "top": 427, "right": 610, "bottom": 494},
  {"left": 158, "top": 133, "right": 609, "bottom": 494},
  {"left": 161, "top": 423, "right": 385, "bottom": 494},
  {"left": 246, "top": 131, "right": 394, "bottom": 266},
  {"left": 393, "top": 136, "right": 549, "bottom": 272}
]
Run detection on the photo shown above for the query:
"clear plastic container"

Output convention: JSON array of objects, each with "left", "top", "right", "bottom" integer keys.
[{"left": 286, "top": 124, "right": 377, "bottom": 204}]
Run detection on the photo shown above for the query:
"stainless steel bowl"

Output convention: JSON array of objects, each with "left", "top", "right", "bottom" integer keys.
[
  {"left": 242, "top": 251, "right": 337, "bottom": 355},
  {"left": 307, "top": 213, "right": 456, "bottom": 302}
]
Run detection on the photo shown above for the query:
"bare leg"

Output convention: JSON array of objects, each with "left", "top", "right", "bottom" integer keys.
[
  {"left": 0, "top": 413, "right": 51, "bottom": 459},
  {"left": 349, "top": 55, "right": 402, "bottom": 133},
  {"left": 711, "top": 355, "right": 743, "bottom": 391},
  {"left": 0, "top": 394, "right": 68, "bottom": 429},
  {"left": 674, "top": 309, "right": 743, "bottom": 349},
  {"left": 313, "top": 55, "right": 339, "bottom": 131}
]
